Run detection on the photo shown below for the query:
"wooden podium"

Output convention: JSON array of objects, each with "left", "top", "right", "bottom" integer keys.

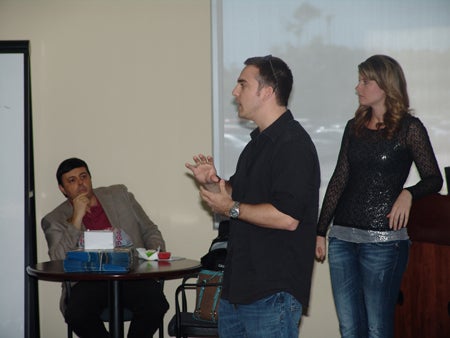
[{"left": 394, "top": 193, "right": 450, "bottom": 338}]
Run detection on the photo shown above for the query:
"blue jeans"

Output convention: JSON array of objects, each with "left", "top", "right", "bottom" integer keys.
[
  {"left": 218, "top": 292, "right": 302, "bottom": 338},
  {"left": 328, "top": 238, "right": 410, "bottom": 338}
]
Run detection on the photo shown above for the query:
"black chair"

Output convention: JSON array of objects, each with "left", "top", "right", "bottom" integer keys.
[
  {"left": 65, "top": 281, "right": 164, "bottom": 338},
  {"left": 168, "top": 221, "right": 228, "bottom": 337},
  {"left": 167, "top": 274, "right": 219, "bottom": 338}
]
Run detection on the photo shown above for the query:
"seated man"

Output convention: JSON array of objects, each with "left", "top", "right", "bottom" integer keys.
[{"left": 42, "top": 157, "right": 169, "bottom": 338}]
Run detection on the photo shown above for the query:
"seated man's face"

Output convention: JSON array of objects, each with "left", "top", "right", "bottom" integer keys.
[{"left": 58, "top": 167, "right": 94, "bottom": 201}]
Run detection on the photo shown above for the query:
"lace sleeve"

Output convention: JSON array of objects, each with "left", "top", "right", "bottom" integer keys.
[
  {"left": 404, "top": 118, "right": 443, "bottom": 199},
  {"left": 316, "top": 121, "right": 352, "bottom": 236}
]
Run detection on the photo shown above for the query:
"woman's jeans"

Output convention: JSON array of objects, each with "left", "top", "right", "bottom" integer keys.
[
  {"left": 218, "top": 292, "right": 302, "bottom": 338},
  {"left": 328, "top": 237, "right": 410, "bottom": 338}
]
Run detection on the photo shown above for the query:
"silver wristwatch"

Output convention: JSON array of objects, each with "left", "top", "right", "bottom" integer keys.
[{"left": 229, "top": 201, "right": 240, "bottom": 219}]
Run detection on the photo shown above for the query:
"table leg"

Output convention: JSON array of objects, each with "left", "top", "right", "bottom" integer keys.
[
  {"left": 159, "top": 279, "right": 165, "bottom": 338},
  {"left": 109, "top": 280, "right": 124, "bottom": 338}
]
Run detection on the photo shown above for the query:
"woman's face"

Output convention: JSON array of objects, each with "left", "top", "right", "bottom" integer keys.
[{"left": 355, "top": 75, "right": 386, "bottom": 110}]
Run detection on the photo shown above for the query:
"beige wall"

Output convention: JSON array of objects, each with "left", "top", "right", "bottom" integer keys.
[{"left": 0, "top": 1, "right": 338, "bottom": 337}]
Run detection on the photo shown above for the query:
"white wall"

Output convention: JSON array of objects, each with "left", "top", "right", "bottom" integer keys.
[{"left": 0, "top": 1, "right": 214, "bottom": 337}]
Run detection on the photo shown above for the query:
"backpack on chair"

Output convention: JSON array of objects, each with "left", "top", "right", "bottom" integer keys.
[{"left": 193, "top": 221, "right": 229, "bottom": 322}]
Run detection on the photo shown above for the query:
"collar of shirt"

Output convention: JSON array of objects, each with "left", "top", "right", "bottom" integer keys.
[{"left": 250, "top": 110, "right": 294, "bottom": 142}]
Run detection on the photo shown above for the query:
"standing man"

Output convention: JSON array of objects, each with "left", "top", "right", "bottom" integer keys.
[
  {"left": 42, "top": 157, "right": 169, "bottom": 338},
  {"left": 186, "top": 55, "right": 320, "bottom": 338}
]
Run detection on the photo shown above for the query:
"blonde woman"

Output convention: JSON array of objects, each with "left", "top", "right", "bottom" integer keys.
[{"left": 316, "top": 55, "right": 442, "bottom": 338}]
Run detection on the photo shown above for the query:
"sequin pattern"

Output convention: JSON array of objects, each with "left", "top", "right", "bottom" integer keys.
[{"left": 317, "top": 115, "right": 443, "bottom": 236}]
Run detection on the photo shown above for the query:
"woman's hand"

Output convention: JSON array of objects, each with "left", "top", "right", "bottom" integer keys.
[
  {"left": 387, "top": 189, "right": 412, "bottom": 230},
  {"left": 315, "top": 236, "right": 327, "bottom": 262}
]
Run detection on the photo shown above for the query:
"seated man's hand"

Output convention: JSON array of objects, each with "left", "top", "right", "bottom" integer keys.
[{"left": 70, "top": 193, "right": 92, "bottom": 229}]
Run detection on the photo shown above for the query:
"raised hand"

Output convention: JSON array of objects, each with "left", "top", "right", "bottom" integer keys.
[{"left": 185, "top": 154, "right": 220, "bottom": 186}]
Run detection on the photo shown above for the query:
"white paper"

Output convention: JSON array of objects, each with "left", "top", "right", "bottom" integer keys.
[{"left": 84, "top": 230, "right": 114, "bottom": 249}]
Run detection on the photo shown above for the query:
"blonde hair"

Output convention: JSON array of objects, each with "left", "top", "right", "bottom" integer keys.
[{"left": 354, "top": 55, "right": 410, "bottom": 138}]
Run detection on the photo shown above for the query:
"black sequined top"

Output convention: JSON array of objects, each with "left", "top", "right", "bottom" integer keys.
[{"left": 317, "top": 115, "right": 443, "bottom": 236}]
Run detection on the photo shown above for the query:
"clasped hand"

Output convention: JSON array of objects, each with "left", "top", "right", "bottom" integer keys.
[{"left": 199, "top": 180, "right": 232, "bottom": 215}]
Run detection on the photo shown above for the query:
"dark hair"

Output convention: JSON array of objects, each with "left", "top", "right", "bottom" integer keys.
[
  {"left": 244, "top": 55, "right": 293, "bottom": 106},
  {"left": 56, "top": 157, "right": 91, "bottom": 185},
  {"left": 354, "top": 54, "right": 411, "bottom": 139}
]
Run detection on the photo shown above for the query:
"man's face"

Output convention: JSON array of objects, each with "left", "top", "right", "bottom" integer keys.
[
  {"left": 58, "top": 167, "right": 93, "bottom": 201},
  {"left": 232, "top": 65, "right": 266, "bottom": 120}
]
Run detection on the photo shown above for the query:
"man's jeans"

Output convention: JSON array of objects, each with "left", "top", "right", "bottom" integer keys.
[
  {"left": 218, "top": 292, "right": 302, "bottom": 338},
  {"left": 328, "top": 237, "right": 410, "bottom": 338}
]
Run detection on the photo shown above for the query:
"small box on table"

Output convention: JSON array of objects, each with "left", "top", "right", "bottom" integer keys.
[{"left": 84, "top": 230, "right": 114, "bottom": 250}]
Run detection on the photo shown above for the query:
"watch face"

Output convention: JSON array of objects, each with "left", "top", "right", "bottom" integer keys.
[{"left": 230, "top": 202, "right": 240, "bottom": 218}]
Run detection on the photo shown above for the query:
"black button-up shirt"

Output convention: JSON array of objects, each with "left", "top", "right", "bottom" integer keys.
[{"left": 222, "top": 110, "right": 320, "bottom": 307}]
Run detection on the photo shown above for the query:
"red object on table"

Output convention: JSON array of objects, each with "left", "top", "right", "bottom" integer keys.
[{"left": 158, "top": 251, "right": 171, "bottom": 260}]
